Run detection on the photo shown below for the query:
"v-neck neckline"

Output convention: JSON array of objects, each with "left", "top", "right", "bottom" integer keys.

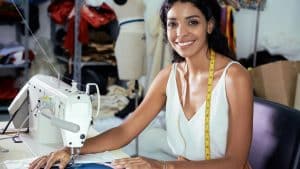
[{"left": 173, "top": 63, "right": 225, "bottom": 122}]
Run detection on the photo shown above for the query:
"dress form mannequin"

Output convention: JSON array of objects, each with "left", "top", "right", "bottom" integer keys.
[
  {"left": 86, "top": 0, "right": 145, "bottom": 156},
  {"left": 86, "top": 0, "right": 146, "bottom": 80}
]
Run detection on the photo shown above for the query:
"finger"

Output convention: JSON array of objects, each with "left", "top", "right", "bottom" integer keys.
[
  {"left": 122, "top": 162, "right": 147, "bottom": 169},
  {"left": 29, "top": 156, "right": 46, "bottom": 168},
  {"left": 33, "top": 156, "right": 48, "bottom": 169},
  {"left": 113, "top": 157, "right": 132, "bottom": 162},
  {"left": 112, "top": 158, "right": 133, "bottom": 168},
  {"left": 44, "top": 154, "right": 59, "bottom": 169},
  {"left": 113, "top": 157, "right": 138, "bottom": 166},
  {"left": 29, "top": 159, "right": 40, "bottom": 169},
  {"left": 58, "top": 156, "right": 71, "bottom": 169},
  {"left": 115, "top": 157, "right": 143, "bottom": 163},
  {"left": 112, "top": 157, "right": 147, "bottom": 169},
  {"left": 43, "top": 151, "right": 70, "bottom": 169},
  {"left": 177, "top": 156, "right": 189, "bottom": 161}
]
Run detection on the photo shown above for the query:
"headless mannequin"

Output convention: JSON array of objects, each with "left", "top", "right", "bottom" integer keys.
[
  {"left": 86, "top": 0, "right": 146, "bottom": 80},
  {"left": 86, "top": 1, "right": 145, "bottom": 156}
]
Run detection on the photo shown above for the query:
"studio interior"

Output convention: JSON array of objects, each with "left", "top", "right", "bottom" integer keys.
[{"left": 0, "top": 0, "right": 300, "bottom": 169}]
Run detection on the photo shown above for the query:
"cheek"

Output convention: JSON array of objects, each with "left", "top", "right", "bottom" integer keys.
[{"left": 167, "top": 30, "right": 176, "bottom": 44}]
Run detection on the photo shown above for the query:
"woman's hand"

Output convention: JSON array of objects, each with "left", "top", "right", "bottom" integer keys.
[
  {"left": 28, "top": 148, "right": 71, "bottom": 169},
  {"left": 177, "top": 156, "right": 189, "bottom": 161},
  {"left": 111, "top": 156, "right": 163, "bottom": 169}
]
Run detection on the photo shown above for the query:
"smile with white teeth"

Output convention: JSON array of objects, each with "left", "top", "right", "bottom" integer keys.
[{"left": 176, "top": 41, "right": 194, "bottom": 47}]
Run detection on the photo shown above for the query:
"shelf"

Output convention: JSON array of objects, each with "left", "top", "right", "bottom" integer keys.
[
  {"left": 0, "top": 106, "right": 8, "bottom": 112},
  {"left": 0, "top": 0, "right": 29, "bottom": 73},
  {"left": 57, "top": 56, "right": 114, "bottom": 67},
  {"left": 0, "top": 21, "right": 22, "bottom": 25},
  {"left": 0, "top": 63, "right": 29, "bottom": 69},
  {"left": 81, "top": 61, "right": 114, "bottom": 67}
]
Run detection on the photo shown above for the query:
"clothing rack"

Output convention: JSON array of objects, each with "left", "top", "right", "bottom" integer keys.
[
  {"left": 73, "top": 0, "right": 83, "bottom": 85},
  {"left": 0, "top": 0, "right": 30, "bottom": 134},
  {"left": 52, "top": 0, "right": 116, "bottom": 89},
  {"left": 252, "top": 1, "right": 262, "bottom": 67}
]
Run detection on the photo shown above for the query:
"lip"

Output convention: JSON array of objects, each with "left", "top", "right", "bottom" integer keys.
[{"left": 175, "top": 40, "right": 195, "bottom": 48}]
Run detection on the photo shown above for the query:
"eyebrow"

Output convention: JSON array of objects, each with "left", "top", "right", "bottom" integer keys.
[
  {"left": 167, "top": 15, "right": 200, "bottom": 20},
  {"left": 186, "top": 15, "right": 201, "bottom": 19}
]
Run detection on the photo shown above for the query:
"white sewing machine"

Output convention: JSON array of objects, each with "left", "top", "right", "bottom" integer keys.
[{"left": 7, "top": 74, "right": 100, "bottom": 160}]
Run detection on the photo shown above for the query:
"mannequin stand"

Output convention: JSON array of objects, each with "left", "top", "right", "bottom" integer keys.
[{"left": 134, "top": 80, "right": 139, "bottom": 156}]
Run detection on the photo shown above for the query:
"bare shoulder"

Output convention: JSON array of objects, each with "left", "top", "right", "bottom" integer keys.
[
  {"left": 155, "top": 64, "right": 173, "bottom": 83},
  {"left": 148, "top": 64, "right": 173, "bottom": 95},
  {"left": 216, "top": 54, "right": 251, "bottom": 84},
  {"left": 226, "top": 62, "right": 252, "bottom": 86},
  {"left": 224, "top": 62, "right": 253, "bottom": 104},
  {"left": 225, "top": 62, "right": 253, "bottom": 115}
]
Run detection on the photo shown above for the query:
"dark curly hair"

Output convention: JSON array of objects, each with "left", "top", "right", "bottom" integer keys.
[{"left": 160, "top": 0, "right": 234, "bottom": 62}]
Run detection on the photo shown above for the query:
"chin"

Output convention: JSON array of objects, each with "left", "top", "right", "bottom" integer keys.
[{"left": 176, "top": 51, "right": 196, "bottom": 59}]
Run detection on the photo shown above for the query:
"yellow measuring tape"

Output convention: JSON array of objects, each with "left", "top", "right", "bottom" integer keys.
[{"left": 204, "top": 49, "right": 216, "bottom": 160}]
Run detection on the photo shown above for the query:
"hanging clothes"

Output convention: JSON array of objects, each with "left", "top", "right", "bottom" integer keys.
[
  {"left": 0, "top": 77, "right": 18, "bottom": 100},
  {"left": 81, "top": 3, "right": 116, "bottom": 28},
  {"left": 220, "top": 6, "right": 236, "bottom": 57},
  {"left": 47, "top": 0, "right": 74, "bottom": 25},
  {"left": 0, "top": 1, "right": 22, "bottom": 23},
  {"left": 48, "top": 0, "right": 116, "bottom": 57}
]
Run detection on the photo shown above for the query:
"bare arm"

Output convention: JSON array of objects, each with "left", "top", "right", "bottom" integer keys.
[
  {"left": 80, "top": 65, "right": 172, "bottom": 154},
  {"left": 164, "top": 64, "right": 253, "bottom": 169},
  {"left": 29, "top": 66, "right": 172, "bottom": 169}
]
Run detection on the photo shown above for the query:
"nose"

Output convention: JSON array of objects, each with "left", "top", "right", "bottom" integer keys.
[{"left": 176, "top": 24, "right": 188, "bottom": 37}]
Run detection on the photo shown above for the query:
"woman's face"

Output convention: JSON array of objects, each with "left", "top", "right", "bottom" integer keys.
[{"left": 166, "top": 2, "right": 213, "bottom": 59}]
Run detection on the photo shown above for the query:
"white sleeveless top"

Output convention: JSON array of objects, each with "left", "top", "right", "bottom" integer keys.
[{"left": 166, "top": 61, "right": 238, "bottom": 160}]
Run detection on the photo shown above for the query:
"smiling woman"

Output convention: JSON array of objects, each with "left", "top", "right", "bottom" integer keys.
[
  {"left": 166, "top": 2, "right": 212, "bottom": 60},
  {"left": 160, "top": 0, "right": 233, "bottom": 63},
  {"left": 28, "top": 1, "right": 253, "bottom": 169}
]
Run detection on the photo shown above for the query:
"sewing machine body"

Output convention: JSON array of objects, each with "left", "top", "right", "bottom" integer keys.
[{"left": 8, "top": 74, "right": 95, "bottom": 149}]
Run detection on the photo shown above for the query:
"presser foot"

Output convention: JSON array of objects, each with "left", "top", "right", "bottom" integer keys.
[{"left": 68, "top": 147, "right": 80, "bottom": 166}]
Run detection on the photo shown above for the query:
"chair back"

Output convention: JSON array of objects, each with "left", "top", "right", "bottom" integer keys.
[{"left": 249, "top": 97, "right": 300, "bottom": 169}]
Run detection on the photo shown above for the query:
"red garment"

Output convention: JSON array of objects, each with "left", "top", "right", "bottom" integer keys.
[
  {"left": 62, "top": 3, "right": 116, "bottom": 57},
  {"left": 48, "top": 0, "right": 74, "bottom": 25},
  {"left": 23, "top": 50, "right": 35, "bottom": 61},
  {"left": 63, "top": 17, "right": 89, "bottom": 57},
  {"left": 220, "top": 6, "right": 236, "bottom": 56},
  {"left": 0, "top": 78, "right": 18, "bottom": 100},
  {"left": 0, "top": 1, "right": 22, "bottom": 23},
  {"left": 81, "top": 3, "right": 116, "bottom": 28}
]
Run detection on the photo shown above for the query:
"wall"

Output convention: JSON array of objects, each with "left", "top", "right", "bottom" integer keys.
[{"left": 234, "top": 0, "right": 300, "bottom": 59}]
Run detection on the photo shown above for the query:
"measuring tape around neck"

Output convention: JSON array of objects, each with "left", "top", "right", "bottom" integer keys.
[{"left": 204, "top": 49, "right": 216, "bottom": 160}]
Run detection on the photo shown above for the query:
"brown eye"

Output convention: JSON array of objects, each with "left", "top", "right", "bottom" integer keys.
[
  {"left": 189, "top": 19, "right": 199, "bottom": 26},
  {"left": 167, "top": 21, "right": 177, "bottom": 28}
]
